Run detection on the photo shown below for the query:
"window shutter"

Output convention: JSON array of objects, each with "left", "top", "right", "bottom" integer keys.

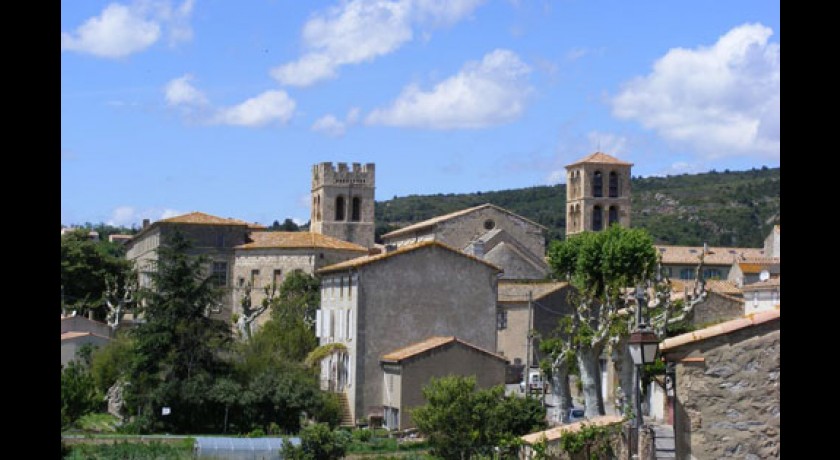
[{"left": 315, "top": 310, "right": 322, "bottom": 338}]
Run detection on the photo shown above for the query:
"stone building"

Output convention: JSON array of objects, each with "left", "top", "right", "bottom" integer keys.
[
  {"left": 381, "top": 203, "right": 548, "bottom": 280},
  {"left": 565, "top": 152, "right": 632, "bottom": 236},
  {"left": 124, "top": 212, "right": 264, "bottom": 321},
  {"left": 742, "top": 277, "right": 780, "bottom": 315},
  {"left": 660, "top": 308, "right": 780, "bottom": 459},
  {"left": 727, "top": 258, "right": 781, "bottom": 288},
  {"left": 315, "top": 241, "right": 502, "bottom": 424},
  {"left": 380, "top": 336, "right": 507, "bottom": 430},
  {"left": 496, "top": 280, "right": 574, "bottom": 376},
  {"left": 656, "top": 245, "right": 766, "bottom": 281},
  {"left": 669, "top": 279, "right": 746, "bottom": 326},
  {"left": 310, "top": 162, "right": 376, "bottom": 249},
  {"left": 763, "top": 225, "right": 780, "bottom": 258},
  {"left": 232, "top": 231, "right": 367, "bottom": 328}
]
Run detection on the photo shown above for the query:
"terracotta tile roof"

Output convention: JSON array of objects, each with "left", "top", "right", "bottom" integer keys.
[
  {"left": 61, "top": 331, "right": 110, "bottom": 341},
  {"left": 498, "top": 281, "right": 569, "bottom": 303},
  {"left": 565, "top": 152, "right": 633, "bottom": 167},
  {"left": 656, "top": 245, "right": 766, "bottom": 265},
  {"left": 738, "top": 261, "right": 780, "bottom": 274},
  {"left": 236, "top": 231, "right": 367, "bottom": 252},
  {"left": 382, "top": 203, "right": 546, "bottom": 239},
  {"left": 660, "top": 306, "right": 779, "bottom": 352},
  {"left": 316, "top": 240, "right": 502, "bottom": 275},
  {"left": 381, "top": 336, "right": 507, "bottom": 363},
  {"left": 159, "top": 211, "right": 266, "bottom": 229},
  {"left": 520, "top": 415, "right": 624, "bottom": 444}
]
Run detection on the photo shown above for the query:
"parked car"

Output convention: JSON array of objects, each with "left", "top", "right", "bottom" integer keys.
[
  {"left": 519, "top": 370, "right": 549, "bottom": 393},
  {"left": 567, "top": 407, "right": 586, "bottom": 423}
]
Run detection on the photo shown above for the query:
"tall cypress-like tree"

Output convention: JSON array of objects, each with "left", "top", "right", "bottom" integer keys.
[{"left": 125, "top": 230, "right": 233, "bottom": 433}]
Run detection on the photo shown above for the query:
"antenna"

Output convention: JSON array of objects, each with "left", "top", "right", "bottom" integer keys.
[{"left": 759, "top": 270, "right": 770, "bottom": 282}]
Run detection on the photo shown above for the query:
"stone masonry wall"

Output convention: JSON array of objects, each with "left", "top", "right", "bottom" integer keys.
[
  {"left": 671, "top": 319, "right": 780, "bottom": 459},
  {"left": 690, "top": 292, "right": 744, "bottom": 327}
]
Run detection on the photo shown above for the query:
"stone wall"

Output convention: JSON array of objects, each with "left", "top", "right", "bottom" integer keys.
[
  {"left": 690, "top": 292, "right": 744, "bottom": 327},
  {"left": 310, "top": 162, "right": 376, "bottom": 248},
  {"left": 670, "top": 319, "right": 780, "bottom": 459}
]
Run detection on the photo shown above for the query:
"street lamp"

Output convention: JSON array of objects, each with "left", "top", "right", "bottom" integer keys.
[{"left": 628, "top": 285, "right": 660, "bottom": 459}]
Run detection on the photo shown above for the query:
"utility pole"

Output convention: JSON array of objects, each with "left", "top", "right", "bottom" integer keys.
[{"left": 525, "top": 290, "right": 533, "bottom": 392}]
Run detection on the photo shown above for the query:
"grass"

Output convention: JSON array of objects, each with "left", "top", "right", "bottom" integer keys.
[{"left": 63, "top": 439, "right": 195, "bottom": 460}]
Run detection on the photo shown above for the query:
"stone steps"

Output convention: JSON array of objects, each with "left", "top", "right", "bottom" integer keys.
[{"left": 652, "top": 424, "right": 675, "bottom": 460}]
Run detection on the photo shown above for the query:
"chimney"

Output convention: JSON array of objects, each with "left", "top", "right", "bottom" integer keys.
[{"left": 142, "top": 218, "right": 150, "bottom": 229}]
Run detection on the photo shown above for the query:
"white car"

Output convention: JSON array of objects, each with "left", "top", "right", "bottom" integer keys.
[{"left": 519, "top": 370, "right": 549, "bottom": 393}]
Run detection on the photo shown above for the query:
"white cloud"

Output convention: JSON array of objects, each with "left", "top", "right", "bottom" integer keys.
[
  {"left": 107, "top": 206, "right": 183, "bottom": 227},
  {"left": 61, "top": 1, "right": 194, "bottom": 58},
  {"left": 366, "top": 48, "right": 532, "bottom": 129},
  {"left": 586, "top": 131, "right": 627, "bottom": 156},
  {"left": 213, "top": 90, "right": 297, "bottom": 127},
  {"left": 271, "top": 0, "right": 485, "bottom": 87},
  {"left": 164, "top": 74, "right": 208, "bottom": 106},
  {"left": 312, "top": 115, "right": 346, "bottom": 137},
  {"left": 311, "top": 107, "right": 362, "bottom": 137},
  {"left": 163, "top": 76, "right": 298, "bottom": 128},
  {"left": 611, "top": 23, "right": 780, "bottom": 160}
]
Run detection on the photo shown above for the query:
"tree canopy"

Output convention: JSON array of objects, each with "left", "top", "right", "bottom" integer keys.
[
  {"left": 412, "top": 376, "right": 546, "bottom": 460},
  {"left": 61, "top": 229, "right": 131, "bottom": 318}
]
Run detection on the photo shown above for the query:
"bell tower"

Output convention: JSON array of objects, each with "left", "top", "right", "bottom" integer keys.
[
  {"left": 311, "top": 162, "right": 375, "bottom": 248},
  {"left": 565, "top": 152, "right": 632, "bottom": 236}
]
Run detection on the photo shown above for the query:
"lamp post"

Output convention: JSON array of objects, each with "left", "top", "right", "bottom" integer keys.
[{"left": 628, "top": 285, "right": 660, "bottom": 459}]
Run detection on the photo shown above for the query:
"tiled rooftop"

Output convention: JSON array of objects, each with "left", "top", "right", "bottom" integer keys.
[
  {"left": 656, "top": 245, "right": 766, "bottom": 265},
  {"left": 660, "top": 306, "right": 780, "bottom": 352},
  {"left": 381, "top": 336, "right": 507, "bottom": 363},
  {"left": 160, "top": 211, "right": 266, "bottom": 229},
  {"left": 236, "top": 231, "right": 367, "bottom": 251},
  {"left": 316, "top": 240, "right": 502, "bottom": 274},
  {"left": 565, "top": 152, "right": 633, "bottom": 167},
  {"left": 382, "top": 203, "right": 545, "bottom": 239},
  {"left": 498, "top": 281, "right": 569, "bottom": 303}
]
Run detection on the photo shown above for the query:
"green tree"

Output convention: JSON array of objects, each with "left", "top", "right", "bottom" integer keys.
[
  {"left": 546, "top": 225, "right": 658, "bottom": 417},
  {"left": 90, "top": 333, "right": 136, "bottom": 394},
  {"left": 61, "top": 359, "right": 102, "bottom": 429},
  {"left": 284, "top": 422, "right": 351, "bottom": 460},
  {"left": 124, "top": 230, "right": 233, "bottom": 433},
  {"left": 412, "top": 376, "right": 546, "bottom": 460},
  {"left": 61, "top": 229, "right": 131, "bottom": 318}
]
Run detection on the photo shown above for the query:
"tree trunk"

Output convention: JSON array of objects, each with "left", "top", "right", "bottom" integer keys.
[
  {"left": 577, "top": 346, "right": 605, "bottom": 417},
  {"left": 551, "top": 364, "right": 573, "bottom": 423},
  {"left": 611, "top": 336, "right": 634, "bottom": 416}
]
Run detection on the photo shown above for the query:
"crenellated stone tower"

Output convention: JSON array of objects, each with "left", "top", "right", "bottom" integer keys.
[
  {"left": 310, "top": 162, "right": 376, "bottom": 248},
  {"left": 565, "top": 152, "right": 632, "bottom": 236}
]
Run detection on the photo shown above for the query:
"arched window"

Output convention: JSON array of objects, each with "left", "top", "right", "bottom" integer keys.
[
  {"left": 316, "top": 195, "right": 321, "bottom": 221},
  {"left": 592, "top": 205, "right": 603, "bottom": 231},
  {"left": 608, "top": 206, "right": 619, "bottom": 226},
  {"left": 335, "top": 196, "right": 345, "bottom": 221},
  {"left": 609, "top": 172, "right": 618, "bottom": 197},
  {"left": 351, "top": 197, "right": 361, "bottom": 222},
  {"left": 593, "top": 171, "right": 603, "bottom": 197}
]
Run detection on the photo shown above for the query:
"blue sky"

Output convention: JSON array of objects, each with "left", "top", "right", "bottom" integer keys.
[{"left": 61, "top": 0, "right": 780, "bottom": 228}]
